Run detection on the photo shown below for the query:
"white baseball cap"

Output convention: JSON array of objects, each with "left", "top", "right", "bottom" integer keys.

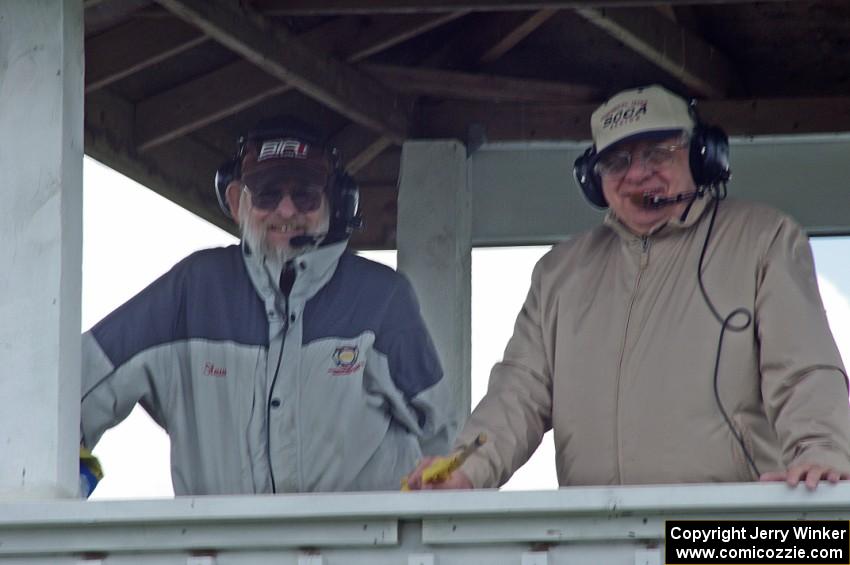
[{"left": 591, "top": 85, "right": 694, "bottom": 154}]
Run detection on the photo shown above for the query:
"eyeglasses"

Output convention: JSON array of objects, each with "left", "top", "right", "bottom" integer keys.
[
  {"left": 243, "top": 183, "right": 325, "bottom": 213},
  {"left": 594, "top": 140, "right": 689, "bottom": 179}
]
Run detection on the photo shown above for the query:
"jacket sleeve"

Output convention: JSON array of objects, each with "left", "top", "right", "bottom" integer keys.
[
  {"left": 456, "top": 260, "right": 553, "bottom": 488},
  {"left": 756, "top": 216, "right": 850, "bottom": 472},
  {"left": 371, "top": 274, "right": 457, "bottom": 457},
  {"left": 80, "top": 265, "right": 184, "bottom": 449}
]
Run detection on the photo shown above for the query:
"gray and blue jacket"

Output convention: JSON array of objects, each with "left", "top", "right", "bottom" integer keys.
[{"left": 81, "top": 240, "right": 456, "bottom": 495}]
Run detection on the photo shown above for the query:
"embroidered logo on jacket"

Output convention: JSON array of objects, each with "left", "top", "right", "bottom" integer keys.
[
  {"left": 204, "top": 362, "right": 227, "bottom": 377},
  {"left": 329, "top": 345, "right": 362, "bottom": 376}
]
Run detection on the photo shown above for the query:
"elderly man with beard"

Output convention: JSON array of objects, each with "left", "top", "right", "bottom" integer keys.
[{"left": 80, "top": 117, "right": 456, "bottom": 496}]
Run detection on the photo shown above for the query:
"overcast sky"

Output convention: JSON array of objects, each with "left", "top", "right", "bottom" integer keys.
[{"left": 82, "top": 157, "right": 850, "bottom": 499}]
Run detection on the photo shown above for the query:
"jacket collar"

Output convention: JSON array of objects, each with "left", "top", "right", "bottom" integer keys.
[
  {"left": 603, "top": 191, "right": 715, "bottom": 240},
  {"left": 242, "top": 239, "right": 348, "bottom": 306}
]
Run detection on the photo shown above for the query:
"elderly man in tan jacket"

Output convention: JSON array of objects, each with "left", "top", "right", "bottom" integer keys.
[{"left": 406, "top": 85, "right": 850, "bottom": 491}]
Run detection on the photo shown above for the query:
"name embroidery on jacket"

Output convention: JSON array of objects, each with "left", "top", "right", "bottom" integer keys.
[{"left": 204, "top": 362, "right": 227, "bottom": 377}]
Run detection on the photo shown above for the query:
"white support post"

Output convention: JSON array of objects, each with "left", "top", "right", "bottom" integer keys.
[
  {"left": 397, "top": 141, "right": 472, "bottom": 424},
  {"left": 0, "top": 0, "right": 84, "bottom": 498}
]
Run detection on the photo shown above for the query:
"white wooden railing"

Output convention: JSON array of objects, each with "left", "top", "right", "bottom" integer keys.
[{"left": 2, "top": 483, "right": 850, "bottom": 564}]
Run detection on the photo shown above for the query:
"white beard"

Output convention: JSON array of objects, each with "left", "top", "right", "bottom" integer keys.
[{"left": 237, "top": 189, "right": 329, "bottom": 265}]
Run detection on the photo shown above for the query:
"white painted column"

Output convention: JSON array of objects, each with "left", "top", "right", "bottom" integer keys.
[
  {"left": 0, "top": 0, "right": 84, "bottom": 498},
  {"left": 397, "top": 141, "right": 471, "bottom": 425}
]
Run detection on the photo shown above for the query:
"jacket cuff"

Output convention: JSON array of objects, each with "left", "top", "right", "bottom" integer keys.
[
  {"left": 790, "top": 444, "right": 850, "bottom": 473},
  {"left": 458, "top": 451, "right": 497, "bottom": 489}
]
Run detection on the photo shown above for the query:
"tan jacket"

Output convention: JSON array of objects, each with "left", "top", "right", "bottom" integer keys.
[{"left": 459, "top": 196, "right": 850, "bottom": 487}]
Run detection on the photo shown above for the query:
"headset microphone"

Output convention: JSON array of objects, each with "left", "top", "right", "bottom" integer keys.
[{"left": 633, "top": 190, "right": 705, "bottom": 209}]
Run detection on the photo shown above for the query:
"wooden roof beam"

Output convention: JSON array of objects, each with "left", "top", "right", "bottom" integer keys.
[
  {"left": 136, "top": 11, "right": 455, "bottom": 150},
  {"left": 363, "top": 63, "right": 597, "bottom": 103},
  {"left": 155, "top": 0, "right": 411, "bottom": 144},
  {"left": 340, "top": 11, "right": 467, "bottom": 60},
  {"left": 85, "top": 89, "right": 234, "bottom": 233},
  {"left": 479, "top": 8, "right": 558, "bottom": 63},
  {"left": 418, "top": 10, "right": 550, "bottom": 70},
  {"left": 574, "top": 6, "right": 734, "bottom": 98},
  {"left": 418, "top": 97, "right": 850, "bottom": 142},
  {"left": 331, "top": 125, "right": 395, "bottom": 175},
  {"left": 253, "top": 0, "right": 795, "bottom": 16},
  {"left": 85, "top": 17, "right": 207, "bottom": 92},
  {"left": 84, "top": 0, "right": 156, "bottom": 36}
]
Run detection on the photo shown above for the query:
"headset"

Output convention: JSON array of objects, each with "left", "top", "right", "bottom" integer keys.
[
  {"left": 214, "top": 117, "right": 362, "bottom": 245},
  {"left": 573, "top": 101, "right": 731, "bottom": 209}
]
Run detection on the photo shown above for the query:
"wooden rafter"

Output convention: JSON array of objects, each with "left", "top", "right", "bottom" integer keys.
[
  {"left": 574, "top": 7, "right": 733, "bottom": 98},
  {"left": 85, "top": 17, "right": 207, "bottom": 92},
  {"left": 155, "top": 0, "right": 411, "bottom": 144},
  {"left": 363, "top": 63, "right": 597, "bottom": 103},
  {"left": 252, "top": 0, "right": 795, "bottom": 16},
  {"left": 654, "top": 5, "right": 677, "bottom": 21},
  {"left": 418, "top": 97, "right": 850, "bottom": 142},
  {"left": 346, "top": 137, "right": 395, "bottom": 175},
  {"left": 85, "top": 90, "right": 234, "bottom": 233},
  {"left": 339, "top": 11, "right": 468, "bottom": 60},
  {"left": 136, "top": 11, "right": 456, "bottom": 150},
  {"left": 331, "top": 125, "right": 395, "bottom": 175},
  {"left": 479, "top": 8, "right": 558, "bottom": 63},
  {"left": 84, "top": 0, "right": 156, "bottom": 35},
  {"left": 417, "top": 11, "right": 545, "bottom": 70},
  {"left": 135, "top": 62, "right": 286, "bottom": 151}
]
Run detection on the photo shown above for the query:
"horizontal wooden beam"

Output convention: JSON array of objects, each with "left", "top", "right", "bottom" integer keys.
[
  {"left": 420, "top": 100, "right": 594, "bottom": 141},
  {"left": 418, "top": 96, "right": 850, "bottom": 142},
  {"left": 136, "top": 11, "right": 451, "bottom": 150},
  {"left": 253, "top": 0, "right": 793, "bottom": 16},
  {"left": 363, "top": 63, "right": 597, "bottom": 103},
  {"left": 156, "top": 0, "right": 411, "bottom": 143},
  {"left": 85, "top": 17, "right": 207, "bottom": 92},
  {"left": 574, "top": 7, "right": 733, "bottom": 97}
]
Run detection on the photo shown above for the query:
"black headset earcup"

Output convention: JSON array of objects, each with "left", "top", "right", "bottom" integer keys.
[
  {"left": 689, "top": 125, "right": 731, "bottom": 189},
  {"left": 327, "top": 172, "right": 362, "bottom": 242},
  {"left": 574, "top": 147, "right": 608, "bottom": 209},
  {"left": 214, "top": 157, "right": 240, "bottom": 218}
]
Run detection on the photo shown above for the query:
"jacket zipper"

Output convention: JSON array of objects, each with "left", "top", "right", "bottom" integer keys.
[
  {"left": 266, "top": 260, "right": 298, "bottom": 494},
  {"left": 614, "top": 235, "right": 650, "bottom": 482},
  {"left": 265, "top": 303, "right": 288, "bottom": 494}
]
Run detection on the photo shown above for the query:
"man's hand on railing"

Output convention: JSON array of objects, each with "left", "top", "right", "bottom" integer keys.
[{"left": 760, "top": 462, "right": 850, "bottom": 490}]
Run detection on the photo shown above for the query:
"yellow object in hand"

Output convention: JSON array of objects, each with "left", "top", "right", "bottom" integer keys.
[
  {"left": 80, "top": 446, "right": 103, "bottom": 481},
  {"left": 421, "top": 433, "right": 487, "bottom": 486}
]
